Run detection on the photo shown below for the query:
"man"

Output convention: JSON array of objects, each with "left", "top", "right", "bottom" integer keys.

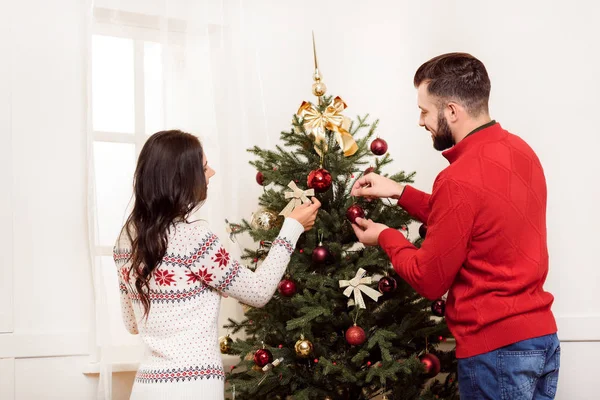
[{"left": 351, "top": 53, "right": 560, "bottom": 399}]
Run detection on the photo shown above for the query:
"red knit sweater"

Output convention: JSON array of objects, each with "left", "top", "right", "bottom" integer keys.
[{"left": 379, "top": 122, "right": 557, "bottom": 358}]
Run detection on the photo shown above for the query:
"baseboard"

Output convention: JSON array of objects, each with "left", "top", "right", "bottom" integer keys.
[
  {"left": 0, "top": 358, "right": 15, "bottom": 399},
  {"left": 0, "top": 332, "right": 89, "bottom": 358},
  {"left": 83, "top": 362, "right": 140, "bottom": 374}
]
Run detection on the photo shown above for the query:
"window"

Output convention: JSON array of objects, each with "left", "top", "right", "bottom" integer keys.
[
  {"left": 89, "top": 8, "right": 170, "bottom": 362},
  {"left": 88, "top": 7, "right": 225, "bottom": 370}
]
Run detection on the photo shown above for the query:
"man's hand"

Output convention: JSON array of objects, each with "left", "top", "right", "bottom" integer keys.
[
  {"left": 351, "top": 217, "right": 390, "bottom": 246},
  {"left": 350, "top": 173, "right": 405, "bottom": 200}
]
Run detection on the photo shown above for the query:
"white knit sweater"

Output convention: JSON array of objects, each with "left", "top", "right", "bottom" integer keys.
[{"left": 113, "top": 217, "right": 304, "bottom": 400}]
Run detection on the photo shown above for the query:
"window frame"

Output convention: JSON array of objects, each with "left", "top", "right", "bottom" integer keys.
[{"left": 87, "top": 7, "right": 188, "bottom": 371}]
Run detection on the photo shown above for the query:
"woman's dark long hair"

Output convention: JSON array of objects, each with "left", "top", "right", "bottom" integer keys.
[{"left": 124, "top": 130, "right": 208, "bottom": 317}]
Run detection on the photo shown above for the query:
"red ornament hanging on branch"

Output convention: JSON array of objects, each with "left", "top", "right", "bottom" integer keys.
[
  {"left": 278, "top": 278, "right": 297, "bottom": 297},
  {"left": 364, "top": 166, "right": 375, "bottom": 175},
  {"left": 253, "top": 348, "right": 273, "bottom": 368},
  {"left": 345, "top": 324, "right": 367, "bottom": 346},
  {"left": 312, "top": 242, "right": 332, "bottom": 265},
  {"left": 431, "top": 299, "right": 445, "bottom": 317},
  {"left": 346, "top": 204, "right": 365, "bottom": 224},
  {"left": 419, "top": 223, "right": 428, "bottom": 239},
  {"left": 312, "top": 231, "right": 333, "bottom": 265},
  {"left": 370, "top": 138, "right": 388, "bottom": 156},
  {"left": 307, "top": 168, "right": 332, "bottom": 193},
  {"left": 378, "top": 276, "right": 398, "bottom": 294},
  {"left": 256, "top": 171, "right": 266, "bottom": 186},
  {"left": 419, "top": 353, "right": 441, "bottom": 378}
]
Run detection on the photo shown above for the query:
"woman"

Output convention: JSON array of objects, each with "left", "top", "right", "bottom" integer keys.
[{"left": 113, "top": 130, "right": 320, "bottom": 399}]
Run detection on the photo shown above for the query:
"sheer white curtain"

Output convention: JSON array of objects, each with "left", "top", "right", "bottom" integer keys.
[{"left": 85, "top": 1, "right": 267, "bottom": 398}]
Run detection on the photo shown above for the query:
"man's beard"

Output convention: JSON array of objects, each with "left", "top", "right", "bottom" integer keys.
[{"left": 432, "top": 111, "right": 455, "bottom": 151}]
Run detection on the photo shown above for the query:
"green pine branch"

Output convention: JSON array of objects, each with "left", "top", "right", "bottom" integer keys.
[{"left": 222, "top": 95, "right": 458, "bottom": 399}]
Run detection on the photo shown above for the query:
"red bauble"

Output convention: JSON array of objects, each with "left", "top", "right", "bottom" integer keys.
[
  {"left": 364, "top": 166, "right": 375, "bottom": 175},
  {"left": 370, "top": 138, "right": 388, "bottom": 156},
  {"left": 431, "top": 299, "right": 445, "bottom": 317},
  {"left": 312, "top": 243, "right": 332, "bottom": 265},
  {"left": 307, "top": 168, "right": 332, "bottom": 193},
  {"left": 278, "top": 278, "right": 297, "bottom": 297},
  {"left": 345, "top": 325, "right": 367, "bottom": 346},
  {"left": 253, "top": 348, "right": 273, "bottom": 368},
  {"left": 419, "top": 353, "right": 441, "bottom": 378},
  {"left": 378, "top": 276, "right": 398, "bottom": 294},
  {"left": 346, "top": 204, "right": 365, "bottom": 224},
  {"left": 256, "top": 171, "right": 265, "bottom": 186},
  {"left": 419, "top": 223, "right": 428, "bottom": 239}
]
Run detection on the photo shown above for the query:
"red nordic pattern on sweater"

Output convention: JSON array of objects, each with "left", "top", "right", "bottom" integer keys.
[
  {"left": 154, "top": 268, "right": 176, "bottom": 286},
  {"left": 188, "top": 233, "right": 219, "bottom": 261},
  {"left": 211, "top": 248, "right": 230, "bottom": 269},
  {"left": 126, "top": 285, "right": 209, "bottom": 303},
  {"left": 272, "top": 238, "right": 294, "bottom": 254},
  {"left": 135, "top": 365, "right": 225, "bottom": 384},
  {"left": 213, "top": 260, "right": 241, "bottom": 292},
  {"left": 160, "top": 233, "right": 218, "bottom": 267},
  {"left": 185, "top": 269, "right": 201, "bottom": 284},
  {"left": 113, "top": 248, "right": 131, "bottom": 265},
  {"left": 120, "top": 266, "right": 130, "bottom": 284},
  {"left": 196, "top": 268, "right": 214, "bottom": 285}
]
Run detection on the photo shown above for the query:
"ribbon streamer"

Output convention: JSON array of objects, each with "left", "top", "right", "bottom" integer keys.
[
  {"left": 279, "top": 181, "right": 315, "bottom": 217},
  {"left": 339, "top": 268, "right": 382, "bottom": 309},
  {"left": 297, "top": 96, "right": 358, "bottom": 157},
  {"left": 225, "top": 219, "right": 243, "bottom": 242}
]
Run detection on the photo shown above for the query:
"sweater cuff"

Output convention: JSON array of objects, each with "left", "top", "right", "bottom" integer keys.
[
  {"left": 378, "top": 227, "right": 410, "bottom": 249},
  {"left": 278, "top": 217, "right": 305, "bottom": 245},
  {"left": 396, "top": 185, "right": 419, "bottom": 208}
]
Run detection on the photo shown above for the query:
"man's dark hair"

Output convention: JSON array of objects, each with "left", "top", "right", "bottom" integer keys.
[{"left": 414, "top": 52, "right": 491, "bottom": 116}]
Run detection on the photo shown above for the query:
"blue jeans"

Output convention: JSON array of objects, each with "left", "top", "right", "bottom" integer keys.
[{"left": 457, "top": 333, "right": 560, "bottom": 400}]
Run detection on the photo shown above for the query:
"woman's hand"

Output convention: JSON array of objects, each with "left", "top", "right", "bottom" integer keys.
[{"left": 288, "top": 197, "right": 321, "bottom": 231}]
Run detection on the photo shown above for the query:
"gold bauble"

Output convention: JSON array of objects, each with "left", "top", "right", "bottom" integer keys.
[
  {"left": 242, "top": 303, "right": 253, "bottom": 313},
  {"left": 323, "top": 397, "right": 333, "bottom": 400},
  {"left": 250, "top": 208, "right": 280, "bottom": 230},
  {"left": 294, "top": 338, "right": 313, "bottom": 358},
  {"left": 218, "top": 334, "right": 233, "bottom": 354},
  {"left": 312, "top": 81, "right": 327, "bottom": 97},
  {"left": 335, "top": 385, "right": 350, "bottom": 400}
]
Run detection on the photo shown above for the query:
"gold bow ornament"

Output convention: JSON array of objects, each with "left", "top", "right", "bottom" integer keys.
[
  {"left": 279, "top": 181, "right": 315, "bottom": 217},
  {"left": 297, "top": 96, "right": 358, "bottom": 157},
  {"left": 339, "top": 268, "right": 382, "bottom": 309}
]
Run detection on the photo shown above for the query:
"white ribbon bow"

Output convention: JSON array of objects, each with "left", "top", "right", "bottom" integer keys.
[
  {"left": 339, "top": 268, "right": 382, "bottom": 309},
  {"left": 279, "top": 181, "right": 315, "bottom": 217}
]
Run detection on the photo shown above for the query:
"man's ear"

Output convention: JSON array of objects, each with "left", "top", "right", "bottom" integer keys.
[{"left": 446, "top": 102, "right": 460, "bottom": 123}]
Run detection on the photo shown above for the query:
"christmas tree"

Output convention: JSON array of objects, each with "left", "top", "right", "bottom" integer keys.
[{"left": 221, "top": 36, "right": 459, "bottom": 400}]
